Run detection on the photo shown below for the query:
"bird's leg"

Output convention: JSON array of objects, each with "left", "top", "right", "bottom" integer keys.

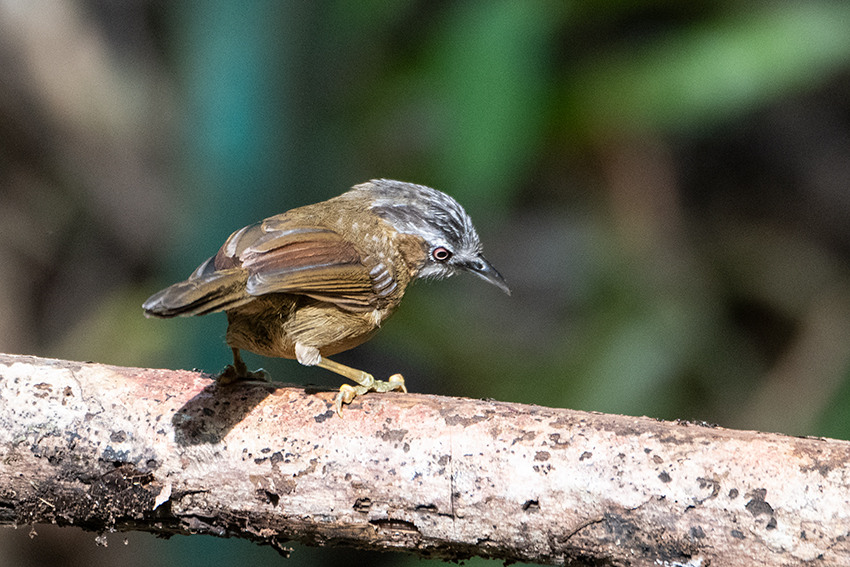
[
  {"left": 294, "top": 343, "right": 405, "bottom": 415},
  {"left": 217, "top": 347, "right": 270, "bottom": 384},
  {"left": 218, "top": 347, "right": 247, "bottom": 383},
  {"left": 317, "top": 357, "right": 406, "bottom": 415}
]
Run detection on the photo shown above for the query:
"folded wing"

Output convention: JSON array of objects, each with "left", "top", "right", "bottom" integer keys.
[{"left": 143, "top": 215, "right": 379, "bottom": 318}]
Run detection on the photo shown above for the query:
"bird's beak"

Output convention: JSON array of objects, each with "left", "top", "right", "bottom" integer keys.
[{"left": 466, "top": 255, "right": 511, "bottom": 295}]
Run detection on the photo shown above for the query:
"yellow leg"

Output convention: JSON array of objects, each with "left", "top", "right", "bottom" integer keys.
[{"left": 316, "top": 357, "right": 406, "bottom": 416}]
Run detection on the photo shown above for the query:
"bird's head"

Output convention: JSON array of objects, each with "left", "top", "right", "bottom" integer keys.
[{"left": 356, "top": 179, "right": 510, "bottom": 295}]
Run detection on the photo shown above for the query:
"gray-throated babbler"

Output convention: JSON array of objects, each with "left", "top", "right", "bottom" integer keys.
[{"left": 143, "top": 179, "right": 509, "bottom": 414}]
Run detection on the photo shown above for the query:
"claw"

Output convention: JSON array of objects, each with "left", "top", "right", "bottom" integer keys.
[
  {"left": 217, "top": 364, "right": 240, "bottom": 385},
  {"left": 386, "top": 373, "right": 407, "bottom": 393},
  {"left": 247, "top": 368, "right": 271, "bottom": 382},
  {"left": 218, "top": 347, "right": 269, "bottom": 385},
  {"left": 217, "top": 362, "right": 270, "bottom": 385},
  {"left": 333, "top": 374, "right": 406, "bottom": 416},
  {"left": 314, "top": 354, "right": 407, "bottom": 417},
  {"left": 335, "top": 384, "right": 359, "bottom": 416}
]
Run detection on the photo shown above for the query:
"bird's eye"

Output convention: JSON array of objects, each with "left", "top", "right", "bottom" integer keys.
[{"left": 431, "top": 246, "right": 452, "bottom": 262}]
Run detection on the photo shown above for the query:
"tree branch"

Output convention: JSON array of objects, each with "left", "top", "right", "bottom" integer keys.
[{"left": 0, "top": 353, "right": 848, "bottom": 565}]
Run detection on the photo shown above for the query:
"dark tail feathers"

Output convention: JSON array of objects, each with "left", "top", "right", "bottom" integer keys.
[{"left": 143, "top": 268, "right": 250, "bottom": 318}]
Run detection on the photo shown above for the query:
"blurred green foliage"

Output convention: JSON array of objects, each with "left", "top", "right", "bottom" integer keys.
[{"left": 569, "top": 2, "right": 850, "bottom": 135}]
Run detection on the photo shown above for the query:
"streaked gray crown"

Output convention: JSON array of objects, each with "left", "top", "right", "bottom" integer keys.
[
  {"left": 358, "top": 178, "right": 481, "bottom": 254},
  {"left": 348, "top": 179, "right": 509, "bottom": 294}
]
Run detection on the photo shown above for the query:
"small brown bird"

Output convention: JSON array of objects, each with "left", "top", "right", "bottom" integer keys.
[{"left": 143, "top": 179, "right": 509, "bottom": 414}]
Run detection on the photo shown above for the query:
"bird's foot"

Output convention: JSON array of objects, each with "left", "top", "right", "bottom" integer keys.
[
  {"left": 246, "top": 368, "right": 271, "bottom": 382},
  {"left": 334, "top": 373, "right": 406, "bottom": 416},
  {"left": 216, "top": 348, "right": 269, "bottom": 384},
  {"left": 217, "top": 364, "right": 240, "bottom": 385},
  {"left": 217, "top": 365, "right": 270, "bottom": 385}
]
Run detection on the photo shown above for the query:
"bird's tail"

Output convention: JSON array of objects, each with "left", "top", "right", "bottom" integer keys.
[{"left": 143, "top": 260, "right": 251, "bottom": 318}]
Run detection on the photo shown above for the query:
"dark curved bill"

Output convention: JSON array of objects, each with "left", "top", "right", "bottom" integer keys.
[{"left": 467, "top": 255, "right": 510, "bottom": 295}]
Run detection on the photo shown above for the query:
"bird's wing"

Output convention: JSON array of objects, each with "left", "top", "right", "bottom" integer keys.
[
  {"left": 142, "top": 261, "right": 251, "bottom": 318},
  {"left": 217, "top": 214, "right": 381, "bottom": 312}
]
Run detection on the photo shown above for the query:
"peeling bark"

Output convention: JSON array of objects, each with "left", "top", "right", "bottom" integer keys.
[{"left": 0, "top": 353, "right": 849, "bottom": 566}]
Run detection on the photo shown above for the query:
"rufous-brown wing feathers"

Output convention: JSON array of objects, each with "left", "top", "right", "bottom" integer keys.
[{"left": 143, "top": 214, "right": 378, "bottom": 318}]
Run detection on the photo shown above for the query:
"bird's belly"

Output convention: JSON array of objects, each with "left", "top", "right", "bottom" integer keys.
[{"left": 224, "top": 296, "right": 391, "bottom": 360}]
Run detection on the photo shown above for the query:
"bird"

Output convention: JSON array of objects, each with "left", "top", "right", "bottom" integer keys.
[{"left": 143, "top": 179, "right": 509, "bottom": 414}]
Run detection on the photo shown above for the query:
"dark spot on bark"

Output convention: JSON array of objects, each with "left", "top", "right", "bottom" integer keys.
[
  {"left": 547, "top": 416, "right": 573, "bottom": 429},
  {"left": 444, "top": 414, "right": 487, "bottom": 427},
  {"left": 690, "top": 526, "right": 705, "bottom": 539},
  {"left": 579, "top": 452, "right": 592, "bottom": 461},
  {"left": 731, "top": 530, "right": 745, "bottom": 539},
  {"left": 728, "top": 488, "right": 739, "bottom": 499},
  {"left": 270, "top": 452, "right": 284, "bottom": 465},
  {"left": 534, "top": 451, "right": 550, "bottom": 462},
  {"left": 375, "top": 429, "right": 408, "bottom": 443},
  {"left": 294, "top": 458, "right": 318, "bottom": 478},
  {"left": 745, "top": 498, "right": 774, "bottom": 517},
  {"left": 109, "top": 431, "right": 126, "bottom": 443},
  {"left": 510, "top": 431, "right": 538, "bottom": 446},
  {"left": 800, "top": 458, "right": 836, "bottom": 477},
  {"left": 658, "top": 472, "right": 672, "bottom": 483},
  {"left": 522, "top": 500, "right": 540, "bottom": 512},
  {"left": 744, "top": 488, "right": 773, "bottom": 517},
  {"left": 745, "top": 489, "right": 775, "bottom": 523},
  {"left": 695, "top": 477, "right": 720, "bottom": 503},
  {"left": 603, "top": 513, "right": 637, "bottom": 541},
  {"left": 101, "top": 446, "right": 129, "bottom": 464},
  {"left": 313, "top": 410, "right": 334, "bottom": 423},
  {"left": 652, "top": 455, "right": 663, "bottom": 464},
  {"left": 746, "top": 487, "right": 767, "bottom": 500},
  {"left": 262, "top": 490, "right": 279, "bottom": 506},
  {"left": 548, "top": 433, "right": 569, "bottom": 446},
  {"left": 438, "top": 454, "right": 451, "bottom": 466}
]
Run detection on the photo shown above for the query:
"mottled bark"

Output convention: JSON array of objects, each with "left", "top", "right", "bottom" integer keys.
[{"left": 0, "top": 353, "right": 848, "bottom": 566}]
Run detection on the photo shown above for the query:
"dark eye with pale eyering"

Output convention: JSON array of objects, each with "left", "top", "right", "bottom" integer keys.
[{"left": 431, "top": 246, "right": 452, "bottom": 262}]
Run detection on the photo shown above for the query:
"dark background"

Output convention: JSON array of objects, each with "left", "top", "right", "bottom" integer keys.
[{"left": 2, "top": 1, "right": 850, "bottom": 566}]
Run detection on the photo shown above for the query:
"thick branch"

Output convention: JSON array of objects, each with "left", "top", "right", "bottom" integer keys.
[{"left": 0, "top": 353, "right": 848, "bottom": 565}]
